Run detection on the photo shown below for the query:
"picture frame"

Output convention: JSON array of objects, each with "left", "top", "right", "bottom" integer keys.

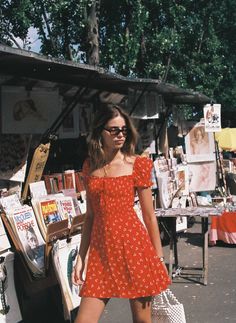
[
  {"left": 176, "top": 164, "right": 189, "bottom": 196},
  {"left": 1, "top": 86, "right": 61, "bottom": 134},
  {"left": 59, "top": 99, "right": 79, "bottom": 139}
]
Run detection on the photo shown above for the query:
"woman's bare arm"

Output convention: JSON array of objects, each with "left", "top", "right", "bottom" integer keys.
[{"left": 137, "top": 187, "right": 164, "bottom": 258}]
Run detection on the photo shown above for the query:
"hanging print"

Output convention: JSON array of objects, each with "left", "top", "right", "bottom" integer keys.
[{"left": 204, "top": 104, "right": 221, "bottom": 132}]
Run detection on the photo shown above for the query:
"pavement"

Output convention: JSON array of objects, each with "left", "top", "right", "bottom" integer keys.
[{"left": 99, "top": 218, "right": 236, "bottom": 323}]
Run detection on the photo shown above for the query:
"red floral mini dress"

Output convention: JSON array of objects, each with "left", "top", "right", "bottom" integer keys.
[{"left": 79, "top": 156, "right": 171, "bottom": 298}]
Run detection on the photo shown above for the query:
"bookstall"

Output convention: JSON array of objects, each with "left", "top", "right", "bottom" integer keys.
[{"left": 1, "top": 44, "right": 235, "bottom": 321}]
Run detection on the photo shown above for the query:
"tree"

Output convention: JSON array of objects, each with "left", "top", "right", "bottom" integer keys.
[{"left": 1, "top": 0, "right": 236, "bottom": 115}]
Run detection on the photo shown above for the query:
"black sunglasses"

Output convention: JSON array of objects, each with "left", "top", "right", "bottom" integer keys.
[{"left": 103, "top": 126, "right": 128, "bottom": 136}]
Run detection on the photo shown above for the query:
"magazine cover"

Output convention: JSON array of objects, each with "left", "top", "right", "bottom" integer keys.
[
  {"left": 9, "top": 205, "right": 45, "bottom": 275},
  {"left": 39, "top": 198, "right": 62, "bottom": 226},
  {"left": 57, "top": 196, "right": 77, "bottom": 225},
  {"left": 61, "top": 189, "right": 82, "bottom": 216},
  {"left": 52, "top": 234, "right": 82, "bottom": 320}
]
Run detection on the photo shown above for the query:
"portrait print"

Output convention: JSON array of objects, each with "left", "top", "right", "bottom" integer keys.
[
  {"left": 188, "top": 161, "right": 216, "bottom": 192},
  {"left": 185, "top": 121, "right": 215, "bottom": 163}
]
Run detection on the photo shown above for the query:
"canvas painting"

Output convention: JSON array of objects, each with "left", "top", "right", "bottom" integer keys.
[{"left": 1, "top": 86, "right": 61, "bottom": 134}]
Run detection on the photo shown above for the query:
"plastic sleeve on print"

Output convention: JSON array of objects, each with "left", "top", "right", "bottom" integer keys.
[{"left": 134, "top": 157, "right": 154, "bottom": 188}]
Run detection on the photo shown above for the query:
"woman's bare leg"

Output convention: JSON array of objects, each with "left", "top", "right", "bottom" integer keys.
[
  {"left": 129, "top": 296, "right": 152, "bottom": 323},
  {"left": 74, "top": 297, "right": 109, "bottom": 323}
]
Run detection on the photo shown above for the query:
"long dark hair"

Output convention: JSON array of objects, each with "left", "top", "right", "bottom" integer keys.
[{"left": 88, "top": 104, "right": 138, "bottom": 170}]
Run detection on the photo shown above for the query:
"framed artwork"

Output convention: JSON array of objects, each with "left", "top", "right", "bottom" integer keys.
[
  {"left": 188, "top": 161, "right": 217, "bottom": 192},
  {"left": 1, "top": 86, "right": 61, "bottom": 134},
  {"left": 185, "top": 120, "right": 215, "bottom": 163},
  {"left": 78, "top": 102, "right": 94, "bottom": 136},
  {"left": 59, "top": 98, "right": 79, "bottom": 139},
  {"left": 176, "top": 165, "right": 189, "bottom": 196}
]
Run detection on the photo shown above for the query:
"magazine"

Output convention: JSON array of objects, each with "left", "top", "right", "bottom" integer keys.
[
  {"left": 57, "top": 196, "right": 77, "bottom": 226},
  {"left": 6, "top": 205, "right": 45, "bottom": 276},
  {"left": 61, "top": 189, "right": 81, "bottom": 216},
  {"left": 31, "top": 193, "right": 64, "bottom": 240},
  {"left": 52, "top": 234, "right": 82, "bottom": 320}
]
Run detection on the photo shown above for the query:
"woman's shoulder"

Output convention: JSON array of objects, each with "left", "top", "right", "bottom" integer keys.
[{"left": 133, "top": 154, "right": 153, "bottom": 170}]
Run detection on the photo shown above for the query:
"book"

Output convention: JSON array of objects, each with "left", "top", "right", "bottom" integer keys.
[
  {"left": 61, "top": 189, "right": 82, "bottom": 216},
  {"left": 39, "top": 198, "right": 62, "bottom": 226},
  {"left": 57, "top": 196, "right": 77, "bottom": 225},
  {"left": 64, "top": 170, "right": 76, "bottom": 190},
  {"left": 74, "top": 171, "right": 85, "bottom": 193},
  {"left": 31, "top": 194, "right": 64, "bottom": 240},
  {"left": 6, "top": 205, "right": 45, "bottom": 276},
  {"left": 43, "top": 173, "right": 64, "bottom": 194},
  {"left": 52, "top": 234, "right": 82, "bottom": 320}
]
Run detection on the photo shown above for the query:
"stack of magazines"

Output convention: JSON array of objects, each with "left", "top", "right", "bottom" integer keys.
[{"left": 0, "top": 194, "right": 45, "bottom": 277}]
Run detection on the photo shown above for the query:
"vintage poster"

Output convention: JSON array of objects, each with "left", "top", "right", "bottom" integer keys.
[
  {"left": 185, "top": 120, "right": 215, "bottom": 163},
  {"left": 188, "top": 161, "right": 217, "bottom": 192},
  {"left": 1, "top": 86, "right": 60, "bottom": 134},
  {"left": 204, "top": 104, "right": 221, "bottom": 132}
]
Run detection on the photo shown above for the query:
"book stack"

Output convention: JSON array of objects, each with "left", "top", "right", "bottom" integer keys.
[
  {"left": 43, "top": 170, "right": 85, "bottom": 196},
  {"left": 31, "top": 193, "right": 80, "bottom": 240}
]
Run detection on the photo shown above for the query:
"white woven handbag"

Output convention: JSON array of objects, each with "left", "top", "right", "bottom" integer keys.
[{"left": 152, "top": 289, "right": 186, "bottom": 323}]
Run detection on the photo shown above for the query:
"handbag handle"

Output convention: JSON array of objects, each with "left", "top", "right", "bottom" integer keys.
[{"left": 163, "top": 289, "right": 181, "bottom": 305}]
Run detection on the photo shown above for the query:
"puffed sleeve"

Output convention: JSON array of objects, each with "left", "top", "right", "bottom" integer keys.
[{"left": 134, "top": 156, "right": 153, "bottom": 188}]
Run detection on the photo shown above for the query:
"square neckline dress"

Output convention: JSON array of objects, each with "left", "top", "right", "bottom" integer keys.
[{"left": 79, "top": 156, "right": 171, "bottom": 299}]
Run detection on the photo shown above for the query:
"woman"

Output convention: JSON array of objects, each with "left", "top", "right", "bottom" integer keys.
[{"left": 72, "top": 104, "right": 171, "bottom": 323}]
